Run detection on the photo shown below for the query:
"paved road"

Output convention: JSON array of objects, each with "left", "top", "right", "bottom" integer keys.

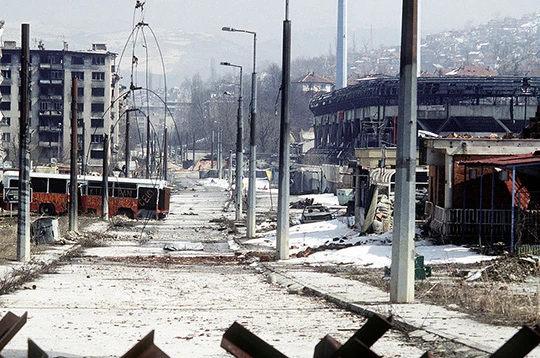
[{"left": 0, "top": 172, "right": 424, "bottom": 357}]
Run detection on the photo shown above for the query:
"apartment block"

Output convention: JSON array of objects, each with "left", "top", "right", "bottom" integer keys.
[{"left": 0, "top": 41, "right": 119, "bottom": 171}]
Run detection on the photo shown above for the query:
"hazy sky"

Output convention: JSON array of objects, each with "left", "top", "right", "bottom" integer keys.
[
  {"left": 2, "top": 1, "right": 539, "bottom": 81},
  {"left": 3, "top": 0, "right": 539, "bottom": 41}
]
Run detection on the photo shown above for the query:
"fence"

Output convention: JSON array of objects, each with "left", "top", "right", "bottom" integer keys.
[{"left": 426, "top": 203, "right": 540, "bottom": 246}]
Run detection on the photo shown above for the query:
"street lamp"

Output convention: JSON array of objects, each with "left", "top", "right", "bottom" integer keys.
[
  {"left": 220, "top": 61, "right": 244, "bottom": 222},
  {"left": 222, "top": 26, "right": 258, "bottom": 239}
]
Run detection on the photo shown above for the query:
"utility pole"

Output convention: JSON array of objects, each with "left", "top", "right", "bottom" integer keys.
[
  {"left": 211, "top": 129, "right": 215, "bottom": 170},
  {"left": 125, "top": 109, "right": 131, "bottom": 178},
  {"left": 69, "top": 77, "right": 78, "bottom": 232},
  {"left": 102, "top": 134, "right": 109, "bottom": 220},
  {"left": 277, "top": 1, "right": 291, "bottom": 260},
  {"left": 146, "top": 114, "right": 151, "bottom": 179},
  {"left": 17, "top": 23, "right": 31, "bottom": 262},
  {"left": 390, "top": 0, "right": 418, "bottom": 303},
  {"left": 217, "top": 129, "right": 223, "bottom": 179},
  {"left": 163, "top": 127, "right": 168, "bottom": 181}
]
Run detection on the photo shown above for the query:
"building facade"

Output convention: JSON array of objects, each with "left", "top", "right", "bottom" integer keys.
[{"left": 0, "top": 41, "right": 119, "bottom": 170}]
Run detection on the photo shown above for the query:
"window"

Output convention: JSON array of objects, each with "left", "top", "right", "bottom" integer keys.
[
  {"left": 71, "top": 56, "right": 84, "bottom": 65},
  {"left": 0, "top": 86, "right": 12, "bottom": 95},
  {"left": 91, "top": 87, "right": 105, "bottom": 97},
  {"left": 40, "top": 54, "right": 61, "bottom": 64},
  {"left": 1, "top": 117, "right": 11, "bottom": 126},
  {"left": 91, "top": 118, "right": 104, "bottom": 128},
  {"left": 1, "top": 70, "right": 11, "bottom": 79},
  {"left": 91, "top": 56, "right": 105, "bottom": 66},
  {"left": 72, "top": 71, "right": 84, "bottom": 80},
  {"left": 91, "top": 134, "right": 104, "bottom": 143},
  {"left": 40, "top": 102, "right": 50, "bottom": 111},
  {"left": 0, "top": 54, "right": 12, "bottom": 64},
  {"left": 0, "top": 102, "right": 11, "bottom": 111},
  {"left": 49, "top": 179, "right": 67, "bottom": 194},
  {"left": 32, "top": 178, "right": 48, "bottom": 193},
  {"left": 53, "top": 102, "right": 63, "bottom": 110},
  {"left": 90, "top": 150, "right": 104, "bottom": 159},
  {"left": 78, "top": 87, "right": 84, "bottom": 96},
  {"left": 2, "top": 133, "right": 10, "bottom": 142},
  {"left": 77, "top": 103, "right": 84, "bottom": 112},
  {"left": 92, "top": 72, "right": 105, "bottom": 81},
  {"left": 87, "top": 181, "right": 102, "bottom": 196},
  {"left": 51, "top": 71, "right": 63, "bottom": 80},
  {"left": 91, "top": 103, "right": 104, "bottom": 112}
]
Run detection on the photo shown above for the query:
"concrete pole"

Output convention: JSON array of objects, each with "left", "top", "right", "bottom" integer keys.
[
  {"left": 336, "top": 0, "right": 347, "bottom": 89},
  {"left": 235, "top": 70, "right": 244, "bottom": 222},
  {"left": 228, "top": 150, "right": 233, "bottom": 187},
  {"left": 101, "top": 134, "right": 109, "bottom": 220},
  {"left": 125, "top": 110, "right": 131, "bottom": 178},
  {"left": 163, "top": 127, "right": 168, "bottom": 181},
  {"left": 217, "top": 129, "right": 223, "bottom": 179},
  {"left": 211, "top": 129, "right": 215, "bottom": 170},
  {"left": 69, "top": 77, "right": 78, "bottom": 232},
  {"left": 17, "top": 23, "right": 31, "bottom": 262},
  {"left": 390, "top": 0, "right": 417, "bottom": 303},
  {"left": 146, "top": 114, "right": 151, "bottom": 179},
  {"left": 247, "top": 35, "right": 258, "bottom": 239},
  {"left": 277, "top": 1, "right": 291, "bottom": 260}
]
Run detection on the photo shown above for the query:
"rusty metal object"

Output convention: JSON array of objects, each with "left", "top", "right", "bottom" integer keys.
[
  {"left": 314, "top": 335, "right": 342, "bottom": 358},
  {"left": 491, "top": 325, "right": 540, "bottom": 358},
  {"left": 28, "top": 338, "right": 48, "bottom": 358},
  {"left": 0, "top": 311, "right": 27, "bottom": 351},
  {"left": 120, "top": 330, "right": 170, "bottom": 358},
  {"left": 221, "top": 321, "right": 288, "bottom": 358}
]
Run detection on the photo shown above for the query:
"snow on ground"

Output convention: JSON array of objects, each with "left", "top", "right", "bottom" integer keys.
[{"left": 249, "top": 191, "right": 495, "bottom": 268}]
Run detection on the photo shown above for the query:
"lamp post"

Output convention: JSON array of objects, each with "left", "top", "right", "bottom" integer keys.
[
  {"left": 222, "top": 26, "right": 258, "bottom": 239},
  {"left": 220, "top": 61, "right": 244, "bottom": 222}
]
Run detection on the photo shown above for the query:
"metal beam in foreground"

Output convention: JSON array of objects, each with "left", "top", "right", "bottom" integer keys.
[
  {"left": 390, "top": 0, "right": 418, "bottom": 303},
  {"left": 120, "top": 330, "right": 170, "bottom": 358},
  {"left": 220, "top": 321, "right": 288, "bottom": 358},
  {"left": 0, "top": 311, "right": 27, "bottom": 351}
]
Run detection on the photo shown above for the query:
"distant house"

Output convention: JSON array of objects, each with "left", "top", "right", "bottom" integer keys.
[
  {"left": 293, "top": 72, "right": 334, "bottom": 96},
  {"left": 438, "top": 65, "right": 498, "bottom": 77}
]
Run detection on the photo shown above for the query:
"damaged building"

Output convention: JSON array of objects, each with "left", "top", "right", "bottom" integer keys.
[
  {"left": 0, "top": 41, "right": 119, "bottom": 170},
  {"left": 307, "top": 75, "right": 540, "bottom": 249}
]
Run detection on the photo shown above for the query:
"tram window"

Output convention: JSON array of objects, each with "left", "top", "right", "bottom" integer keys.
[
  {"left": 49, "top": 179, "right": 67, "bottom": 194},
  {"left": 32, "top": 178, "right": 48, "bottom": 193},
  {"left": 87, "top": 181, "right": 102, "bottom": 196},
  {"left": 113, "top": 182, "right": 137, "bottom": 198}
]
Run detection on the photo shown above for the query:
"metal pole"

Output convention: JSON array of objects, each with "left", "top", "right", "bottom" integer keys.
[
  {"left": 217, "top": 129, "right": 223, "bottom": 179},
  {"left": 192, "top": 133, "right": 195, "bottom": 165},
  {"left": 102, "top": 134, "right": 109, "bottom": 220},
  {"left": 390, "top": 0, "right": 417, "bottom": 303},
  {"left": 247, "top": 33, "right": 258, "bottom": 239},
  {"left": 69, "top": 77, "right": 78, "bottom": 232},
  {"left": 17, "top": 23, "right": 31, "bottom": 262},
  {"left": 211, "top": 129, "right": 215, "bottom": 170},
  {"left": 163, "top": 127, "right": 168, "bottom": 181},
  {"left": 146, "top": 114, "right": 150, "bottom": 178},
  {"left": 228, "top": 149, "right": 233, "bottom": 187},
  {"left": 125, "top": 110, "right": 131, "bottom": 178},
  {"left": 235, "top": 69, "right": 244, "bottom": 222},
  {"left": 277, "top": 1, "right": 291, "bottom": 260}
]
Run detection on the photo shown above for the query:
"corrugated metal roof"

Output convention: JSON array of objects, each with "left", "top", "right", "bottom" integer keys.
[{"left": 460, "top": 152, "right": 540, "bottom": 167}]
